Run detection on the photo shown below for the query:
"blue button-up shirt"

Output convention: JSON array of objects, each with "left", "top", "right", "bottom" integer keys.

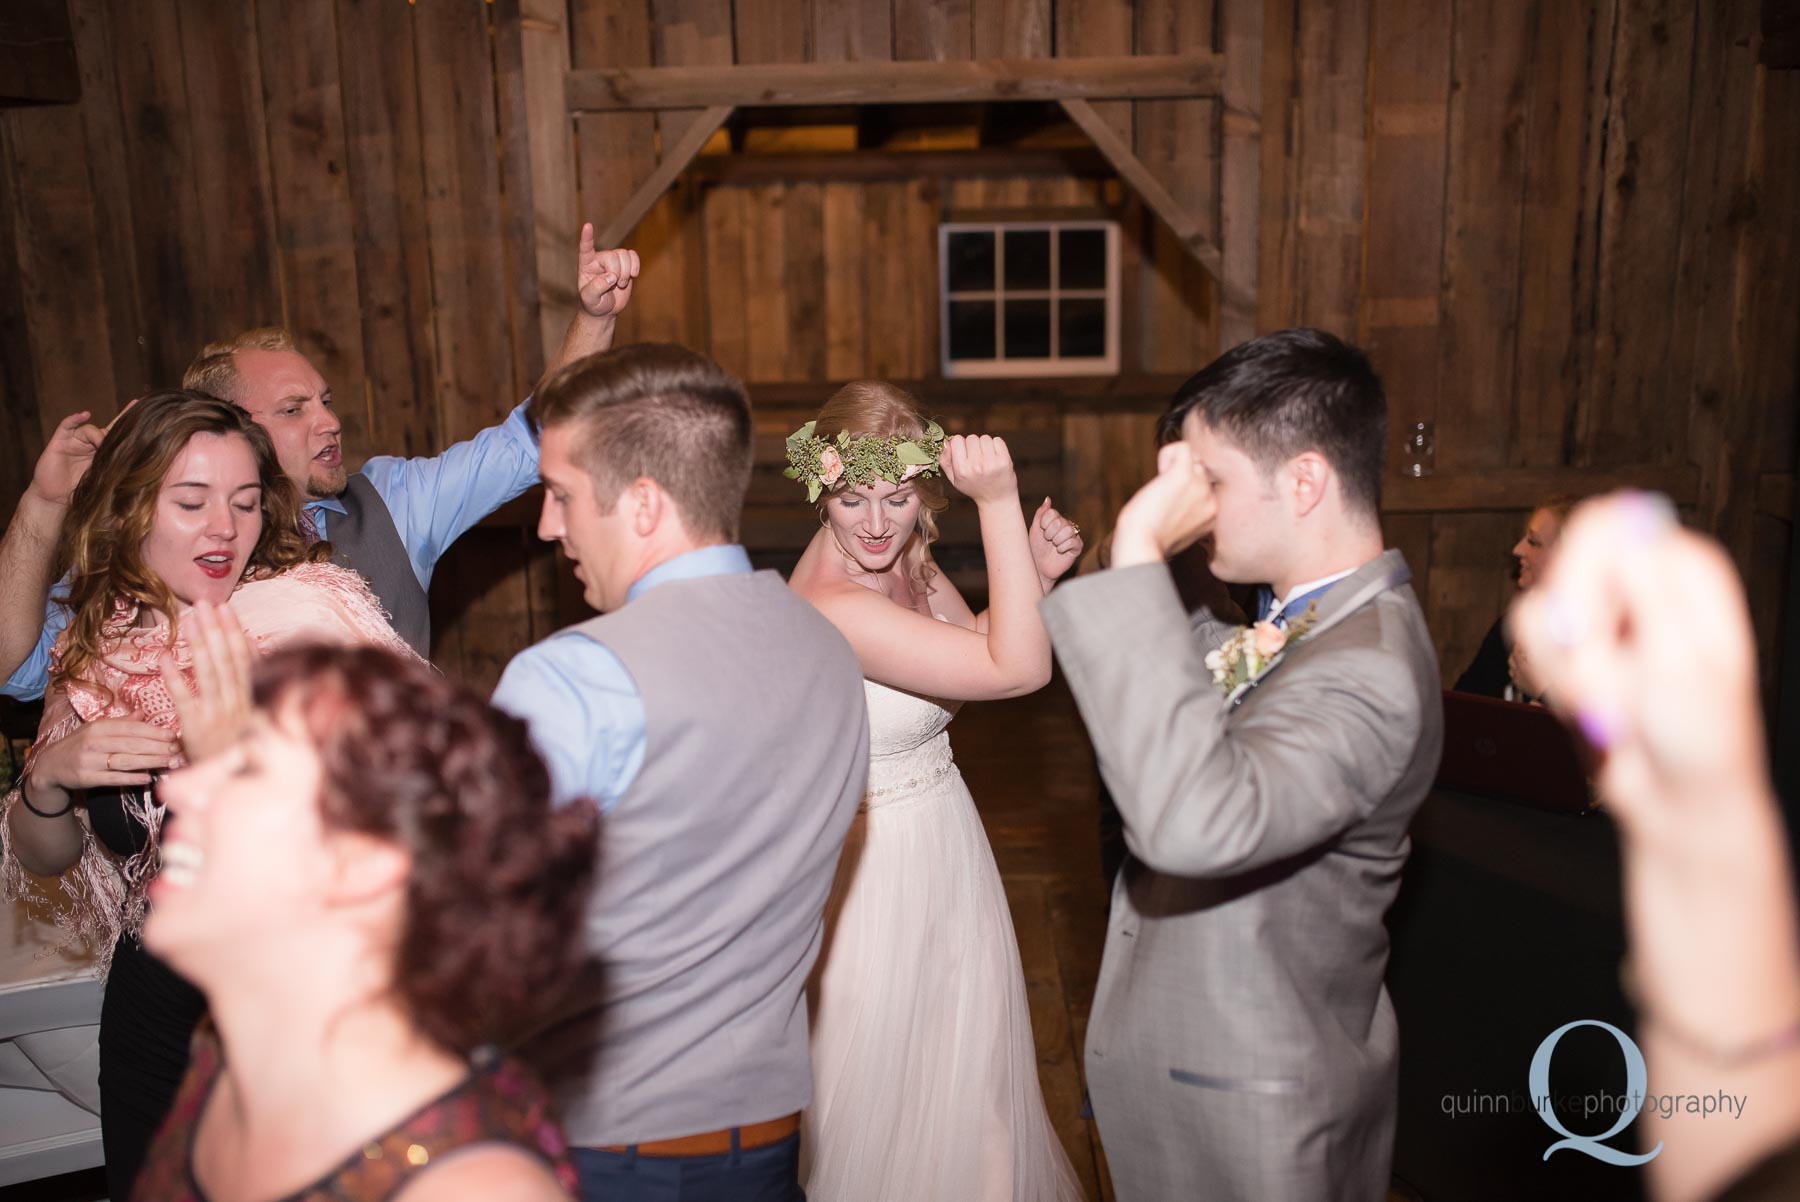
[
  {"left": 4, "top": 402, "right": 540, "bottom": 701},
  {"left": 1253, "top": 567, "right": 1356, "bottom": 630},
  {"left": 489, "top": 544, "right": 753, "bottom": 812}
]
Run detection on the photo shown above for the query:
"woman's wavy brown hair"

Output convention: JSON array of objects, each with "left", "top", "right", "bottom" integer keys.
[
  {"left": 253, "top": 646, "right": 601, "bottom": 1054},
  {"left": 812, "top": 380, "right": 951, "bottom": 594},
  {"left": 55, "top": 390, "right": 326, "bottom": 696}
]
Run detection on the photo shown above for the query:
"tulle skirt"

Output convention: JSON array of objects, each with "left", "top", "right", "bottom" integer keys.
[{"left": 801, "top": 763, "right": 1084, "bottom": 1202}]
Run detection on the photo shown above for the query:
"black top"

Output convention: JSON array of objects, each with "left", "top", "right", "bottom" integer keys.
[
  {"left": 1455, "top": 617, "right": 1513, "bottom": 699},
  {"left": 85, "top": 781, "right": 158, "bottom": 858}
]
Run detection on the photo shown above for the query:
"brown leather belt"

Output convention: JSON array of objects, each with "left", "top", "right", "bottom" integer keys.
[{"left": 598, "top": 1112, "right": 801, "bottom": 1158}]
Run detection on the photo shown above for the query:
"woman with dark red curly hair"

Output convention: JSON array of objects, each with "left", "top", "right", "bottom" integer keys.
[{"left": 131, "top": 629, "right": 599, "bottom": 1202}]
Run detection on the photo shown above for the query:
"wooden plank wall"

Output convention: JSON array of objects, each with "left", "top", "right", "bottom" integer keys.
[
  {"left": 1, "top": 0, "right": 1796, "bottom": 700},
  {"left": 570, "top": 0, "right": 1221, "bottom": 616},
  {"left": 0, "top": 0, "right": 569, "bottom": 692},
  {"left": 1261, "top": 0, "right": 1800, "bottom": 686}
]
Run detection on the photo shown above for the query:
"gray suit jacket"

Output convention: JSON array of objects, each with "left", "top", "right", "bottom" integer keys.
[{"left": 1041, "top": 549, "right": 1442, "bottom": 1202}]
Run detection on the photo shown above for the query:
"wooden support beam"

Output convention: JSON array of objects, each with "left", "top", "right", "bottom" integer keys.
[
  {"left": 1381, "top": 464, "right": 1702, "bottom": 514},
  {"left": 1218, "top": 0, "right": 1262, "bottom": 347},
  {"left": 690, "top": 146, "right": 1114, "bottom": 185},
  {"left": 596, "top": 104, "right": 733, "bottom": 248},
  {"left": 1058, "top": 97, "right": 1240, "bottom": 302},
  {"left": 514, "top": 0, "right": 580, "bottom": 374},
  {"left": 0, "top": 0, "right": 80, "bottom": 105},
  {"left": 567, "top": 54, "right": 1223, "bottom": 112},
  {"left": 743, "top": 373, "right": 1192, "bottom": 411}
]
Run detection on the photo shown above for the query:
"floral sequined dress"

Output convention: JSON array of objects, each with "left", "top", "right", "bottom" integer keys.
[
  {"left": 0, "top": 561, "right": 424, "bottom": 1201},
  {"left": 135, "top": 1028, "right": 579, "bottom": 1201},
  {"left": 799, "top": 679, "right": 1083, "bottom": 1201}
]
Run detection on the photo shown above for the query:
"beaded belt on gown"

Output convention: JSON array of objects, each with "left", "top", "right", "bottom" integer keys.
[{"left": 861, "top": 732, "right": 955, "bottom": 810}]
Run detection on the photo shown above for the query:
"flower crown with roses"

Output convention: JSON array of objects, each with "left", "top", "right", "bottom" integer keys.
[{"left": 782, "top": 419, "right": 947, "bottom": 503}]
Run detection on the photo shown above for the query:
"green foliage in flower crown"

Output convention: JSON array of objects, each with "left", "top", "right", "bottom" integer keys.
[{"left": 782, "top": 419, "right": 947, "bottom": 504}]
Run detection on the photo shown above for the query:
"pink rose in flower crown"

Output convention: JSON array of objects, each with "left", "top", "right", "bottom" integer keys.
[
  {"left": 817, "top": 446, "right": 844, "bottom": 486},
  {"left": 901, "top": 462, "right": 926, "bottom": 482},
  {"left": 1251, "top": 621, "right": 1288, "bottom": 659}
]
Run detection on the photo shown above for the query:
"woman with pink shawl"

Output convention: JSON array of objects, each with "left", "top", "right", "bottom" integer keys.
[{"left": 0, "top": 390, "right": 416, "bottom": 1201}]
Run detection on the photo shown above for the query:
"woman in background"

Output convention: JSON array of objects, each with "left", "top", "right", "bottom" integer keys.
[
  {"left": 0, "top": 392, "right": 415, "bottom": 1198},
  {"left": 1456, "top": 497, "right": 1576, "bottom": 701},
  {"left": 133, "top": 635, "right": 596, "bottom": 1202}
]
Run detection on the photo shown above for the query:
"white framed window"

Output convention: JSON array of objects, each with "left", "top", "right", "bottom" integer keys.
[{"left": 938, "top": 220, "right": 1121, "bottom": 378}]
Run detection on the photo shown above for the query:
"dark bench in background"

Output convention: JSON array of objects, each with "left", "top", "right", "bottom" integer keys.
[{"left": 1387, "top": 788, "right": 1648, "bottom": 1202}]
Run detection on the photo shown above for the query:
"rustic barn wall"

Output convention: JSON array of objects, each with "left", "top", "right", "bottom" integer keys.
[
  {"left": 1259, "top": 0, "right": 1800, "bottom": 683},
  {"left": 0, "top": 0, "right": 563, "bottom": 692},
  {"left": 1, "top": 0, "right": 1795, "bottom": 699}
]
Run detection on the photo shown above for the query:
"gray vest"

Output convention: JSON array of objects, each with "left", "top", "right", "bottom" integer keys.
[
  {"left": 528, "top": 570, "right": 869, "bottom": 1146},
  {"left": 327, "top": 473, "right": 430, "bottom": 656}
]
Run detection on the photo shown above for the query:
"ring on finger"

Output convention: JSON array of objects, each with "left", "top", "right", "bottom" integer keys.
[{"left": 106, "top": 752, "right": 115, "bottom": 772}]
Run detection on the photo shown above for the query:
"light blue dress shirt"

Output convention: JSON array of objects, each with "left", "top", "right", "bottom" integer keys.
[
  {"left": 489, "top": 544, "right": 753, "bottom": 812},
  {"left": 3, "top": 402, "right": 540, "bottom": 701}
]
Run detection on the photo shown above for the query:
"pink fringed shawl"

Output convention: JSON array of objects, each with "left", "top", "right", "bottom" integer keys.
[{"left": 0, "top": 561, "right": 420, "bottom": 967}]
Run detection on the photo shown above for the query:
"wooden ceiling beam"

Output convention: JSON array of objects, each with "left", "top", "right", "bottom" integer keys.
[
  {"left": 742, "top": 374, "right": 1192, "bottom": 410},
  {"left": 688, "top": 146, "right": 1113, "bottom": 186},
  {"left": 1058, "top": 96, "right": 1241, "bottom": 302},
  {"left": 594, "top": 104, "right": 733, "bottom": 248},
  {"left": 567, "top": 54, "right": 1223, "bottom": 113},
  {"left": 0, "top": 0, "right": 79, "bottom": 105},
  {"left": 476, "top": 460, "right": 1707, "bottom": 531},
  {"left": 1380, "top": 464, "right": 1701, "bottom": 514}
]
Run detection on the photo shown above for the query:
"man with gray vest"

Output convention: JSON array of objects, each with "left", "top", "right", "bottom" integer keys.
[
  {"left": 490, "top": 344, "right": 868, "bottom": 1202},
  {"left": 0, "top": 227, "right": 639, "bottom": 689}
]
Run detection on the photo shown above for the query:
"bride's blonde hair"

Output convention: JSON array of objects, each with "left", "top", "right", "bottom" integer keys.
[{"left": 812, "top": 380, "right": 950, "bottom": 593}]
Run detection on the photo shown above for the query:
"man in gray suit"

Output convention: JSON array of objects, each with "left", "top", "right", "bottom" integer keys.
[{"left": 1040, "top": 328, "right": 1442, "bottom": 1201}]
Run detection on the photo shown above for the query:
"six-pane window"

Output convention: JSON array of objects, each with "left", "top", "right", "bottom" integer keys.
[{"left": 939, "top": 221, "right": 1120, "bottom": 377}]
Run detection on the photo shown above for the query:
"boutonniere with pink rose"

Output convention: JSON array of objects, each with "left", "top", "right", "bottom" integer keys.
[{"left": 1204, "top": 602, "right": 1321, "bottom": 701}]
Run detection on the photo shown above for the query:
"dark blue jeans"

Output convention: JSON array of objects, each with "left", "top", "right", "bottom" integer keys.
[{"left": 572, "top": 1133, "right": 805, "bottom": 1202}]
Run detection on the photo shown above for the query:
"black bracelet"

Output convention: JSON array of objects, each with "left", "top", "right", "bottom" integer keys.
[{"left": 17, "top": 773, "right": 74, "bottom": 820}]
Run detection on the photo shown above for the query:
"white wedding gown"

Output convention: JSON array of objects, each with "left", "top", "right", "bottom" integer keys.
[{"left": 801, "top": 678, "right": 1084, "bottom": 1202}]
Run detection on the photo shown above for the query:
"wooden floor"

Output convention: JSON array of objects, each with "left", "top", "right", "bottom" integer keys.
[{"left": 951, "top": 674, "right": 1117, "bottom": 1202}]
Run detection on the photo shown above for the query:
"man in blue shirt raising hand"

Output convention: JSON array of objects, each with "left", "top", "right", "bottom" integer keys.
[{"left": 0, "top": 224, "right": 638, "bottom": 693}]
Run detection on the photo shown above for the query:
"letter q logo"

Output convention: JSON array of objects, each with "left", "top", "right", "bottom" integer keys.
[{"left": 1529, "top": 1020, "right": 1663, "bottom": 1166}]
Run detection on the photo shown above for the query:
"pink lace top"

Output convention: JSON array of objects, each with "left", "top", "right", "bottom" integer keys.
[{"left": 0, "top": 562, "right": 420, "bottom": 963}]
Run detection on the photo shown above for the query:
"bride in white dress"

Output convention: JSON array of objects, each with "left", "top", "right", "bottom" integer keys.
[{"left": 787, "top": 381, "right": 1085, "bottom": 1202}]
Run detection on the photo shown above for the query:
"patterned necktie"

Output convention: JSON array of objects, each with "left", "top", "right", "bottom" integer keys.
[
  {"left": 298, "top": 504, "right": 322, "bottom": 545},
  {"left": 1259, "top": 580, "right": 1340, "bottom": 630}
]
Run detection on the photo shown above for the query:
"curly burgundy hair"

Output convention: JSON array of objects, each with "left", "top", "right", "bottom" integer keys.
[{"left": 251, "top": 645, "right": 599, "bottom": 1055}]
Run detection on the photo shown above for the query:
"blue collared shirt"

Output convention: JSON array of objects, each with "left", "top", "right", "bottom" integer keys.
[
  {"left": 489, "top": 544, "right": 753, "bottom": 812},
  {"left": 1254, "top": 567, "right": 1357, "bottom": 630},
  {"left": 3, "top": 402, "right": 540, "bottom": 701}
]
